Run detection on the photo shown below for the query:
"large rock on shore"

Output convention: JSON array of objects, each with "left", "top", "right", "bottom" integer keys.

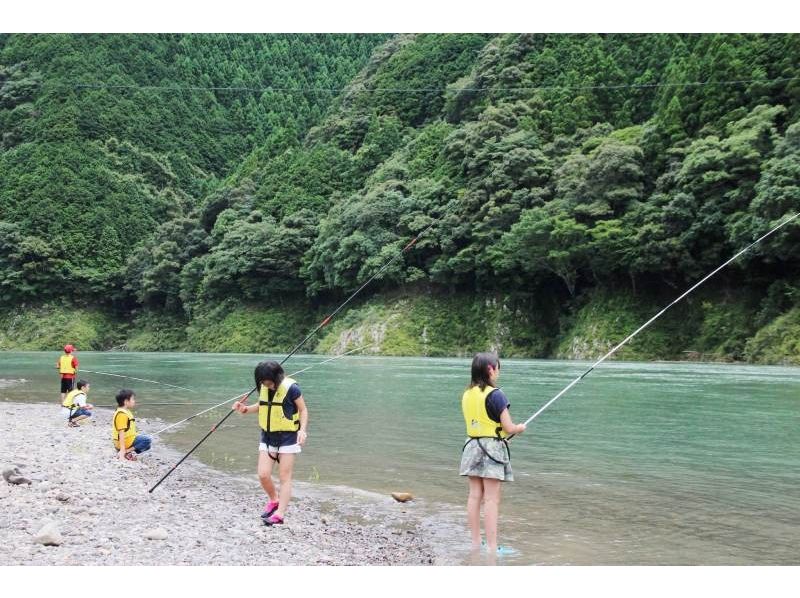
[
  {"left": 144, "top": 528, "right": 168, "bottom": 540},
  {"left": 2, "top": 465, "right": 31, "bottom": 485},
  {"left": 33, "top": 521, "right": 63, "bottom": 546}
]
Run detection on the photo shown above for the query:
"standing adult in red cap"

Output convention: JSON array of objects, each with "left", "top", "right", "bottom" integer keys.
[{"left": 56, "top": 344, "right": 79, "bottom": 402}]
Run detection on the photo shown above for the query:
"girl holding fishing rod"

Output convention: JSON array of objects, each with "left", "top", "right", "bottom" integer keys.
[
  {"left": 148, "top": 218, "right": 440, "bottom": 497},
  {"left": 460, "top": 352, "right": 525, "bottom": 553},
  {"left": 232, "top": 360, "right": 308, "bottom": 525},
  {"left": 459, "top": 212, "right": 800, "bottom": 555}
]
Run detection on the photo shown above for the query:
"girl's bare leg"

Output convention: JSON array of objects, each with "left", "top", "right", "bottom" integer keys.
[
  {"left": 275, "top": 453, "right": 296, "bottom": 518},
  {"left": 257, "top": 450, "right": 277, "bottom": 502},
  {"left": 467, "top": 476, "right": 484, "bottom": 548},
  {"left": 482, "top": 478, "right": 502, "bottom": 552}
]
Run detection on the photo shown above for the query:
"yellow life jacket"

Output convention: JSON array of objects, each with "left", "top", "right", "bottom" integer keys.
[
  {"left": 112, "top": 407, "right": 137, "bottom": 449},
  {"left": 462, "top": 384, "right": 507, "bottom": 439},
  {"left": 258, "top": 377, "right": 300, "bottom": 433},
  {"left": 59, "top": 354, "right": 76, "bottom": 375},
  {"left": 62, "top": 388, "right": 86, "bottom": 410}
]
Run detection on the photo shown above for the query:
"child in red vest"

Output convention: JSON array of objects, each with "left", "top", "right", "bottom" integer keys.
[{"left": 56, "top": 344, "right": 79, "bottom": 402}]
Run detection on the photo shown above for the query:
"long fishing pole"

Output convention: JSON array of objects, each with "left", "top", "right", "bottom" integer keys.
[
  {"left": 508, "top": 211, "right": 800, "bottom": 440},
  {"left": 149, "top": 213, "right": 445, "bottom": 493},
  {"left": 281, "top": 217, "right": 440, "bottom": 365},
  {"left": 150, "top": 344, "right": 374, "bottom": 437}
]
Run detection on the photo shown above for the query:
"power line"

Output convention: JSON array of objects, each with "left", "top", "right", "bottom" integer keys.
[
  {"left": 18, "top": 73, "right": 797, "bottom": 143},
  {"left": 45, "top": 76, "right": 800, "bottom": 95}
]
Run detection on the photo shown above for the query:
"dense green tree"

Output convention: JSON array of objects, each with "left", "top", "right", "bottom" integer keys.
[
  {"left": 0, "top": 221, "right": 63, "bottom": 302},
  {"left": 3, "top": 33, "right": 800, "bottom": 357},
  {"left": 733, "top": 121, "right": 800, "bottom": 261},
  {"left": 125, "top": 218, "right": 211, "bottom": 311},
  {"left": 200, "top": 209, "right": 318, "bottom": 302},
  {"left": 0, "top": 33, "right": 385, "bottom": 303},
  {"left": 492, "top": 206, "right": 591, "bottom": 296}
]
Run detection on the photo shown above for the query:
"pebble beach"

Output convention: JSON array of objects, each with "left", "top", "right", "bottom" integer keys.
[{"left": 0, "top": 400, "right": 442, "bottom": 566}]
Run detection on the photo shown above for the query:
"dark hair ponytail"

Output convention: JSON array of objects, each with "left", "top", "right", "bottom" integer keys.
[
  {"left": 470, "top": 352, "right": 500, "bottom": 391},
  {"left": 254, "top": 360, "right": 285, "bottom": 393}
]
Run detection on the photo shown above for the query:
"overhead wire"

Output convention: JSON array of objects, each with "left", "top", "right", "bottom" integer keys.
[{"left": 42, "top": 75, "right": 800, "bottom": 95}]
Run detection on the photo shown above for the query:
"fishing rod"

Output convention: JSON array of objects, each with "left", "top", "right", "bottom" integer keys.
[
  {"left": 508, "top": 211, "right": 800, "bottom": 440},
  {"left": 149, "top": 211, "right": 446, "bottom": 493},
  {"left": 150, "top": 344, "right": 374, "bottom": 437}
]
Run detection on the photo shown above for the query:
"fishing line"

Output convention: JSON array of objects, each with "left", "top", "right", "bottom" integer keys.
[
  {"left": 79, "top": 369, "right": 202, "bottom": 395},
  {"left": 508, "top": 211, "right": 800, "bottom": 439},
  {"left": 93, "top": 402, "right": 222, "bottom": 407},
  {"left": 84, "top": 344, "right": 370, "bottom": 412},
  {"left": 149, "top": 344, "right": 374, "bottom": 437}
]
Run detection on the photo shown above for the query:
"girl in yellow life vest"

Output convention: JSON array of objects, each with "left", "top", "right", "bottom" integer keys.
[
  {"left": 232, "top": 360, "right": 308, "bottom": 526},
  {"left": 459, "top": 352, "right": 525, "bottom": 554},
  {"left": 112, "top": 389, "right": 152, "bottom": 461}
]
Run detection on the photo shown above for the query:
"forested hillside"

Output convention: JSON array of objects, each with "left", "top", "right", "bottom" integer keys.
[
  {"left": 2, "top": 34, "right": 799, "bottom": 363},
  {"left": 0, "top": 33, "right": 386, "bottom": 300}
]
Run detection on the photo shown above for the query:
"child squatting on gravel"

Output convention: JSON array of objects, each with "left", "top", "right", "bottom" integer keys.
[
  {"left": 62, "top": 379, "right": 93, "bottom": 427},
  {"left": 112, "top": 389, "right": 152, "bottom": 461},
  {"left": 232, "top": 360, "right": 308, "bottom": 526}
]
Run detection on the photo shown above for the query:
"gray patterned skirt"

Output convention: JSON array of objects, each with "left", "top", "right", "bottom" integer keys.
[{"left": 459, "top": 437, "right": 514, "bottom": 482}]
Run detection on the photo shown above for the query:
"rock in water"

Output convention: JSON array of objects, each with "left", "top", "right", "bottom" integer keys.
[
  {"left": 33, "top": 522, "right": 64, "bottom": 546},
  {"left": 391, "top": 492, "right": 414, "bottom": 503},
  {"left": 144, "top": 528, "right": 168, "bottom": 540}
]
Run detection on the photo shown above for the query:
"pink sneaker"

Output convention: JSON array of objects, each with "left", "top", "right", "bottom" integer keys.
[
  {"left": 261, "top": 501, "right": 279, "bottom": 519},
  {"left": 263, "top": 514, "right": 284, "bottom": 526}
]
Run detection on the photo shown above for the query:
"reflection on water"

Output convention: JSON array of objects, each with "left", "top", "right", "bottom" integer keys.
[{"left": 2, "top": 352, "right": 799, "bottom": 565}]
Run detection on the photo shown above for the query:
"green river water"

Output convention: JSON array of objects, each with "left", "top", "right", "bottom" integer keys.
[{"left": 2, "top": 351, "right": 799, "bottom": 565}]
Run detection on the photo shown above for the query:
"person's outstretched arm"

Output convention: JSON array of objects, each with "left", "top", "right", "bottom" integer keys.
[{"left": 499, "top": 409, "right": 525, "bottom": 435}]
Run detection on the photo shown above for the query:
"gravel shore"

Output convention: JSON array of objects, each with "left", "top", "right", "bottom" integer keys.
[{"left": 0, "top": 402, "right": 441, "bottom": 565}]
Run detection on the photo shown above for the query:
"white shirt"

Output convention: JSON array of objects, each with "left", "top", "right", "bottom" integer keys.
[{"left": 61, "top": 392, "right": 87, "bottom": 418}]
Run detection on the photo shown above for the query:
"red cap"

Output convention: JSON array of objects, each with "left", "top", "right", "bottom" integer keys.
[{"left": 64, "top": 344, "right": 75, "bottom": 353}]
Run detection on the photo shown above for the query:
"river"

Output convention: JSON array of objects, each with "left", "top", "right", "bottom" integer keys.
[{"left": 2, "top": 351, "right": 799, "bottom": 565}]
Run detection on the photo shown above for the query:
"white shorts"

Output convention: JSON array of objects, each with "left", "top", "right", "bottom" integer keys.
[{"left": 258, "top": 443, "right": 301, "bottom": 454}]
